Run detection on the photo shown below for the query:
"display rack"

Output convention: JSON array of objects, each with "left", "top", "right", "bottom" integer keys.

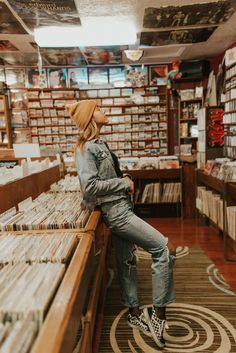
[
  {"left": 31, "top": 211, "right": 109, "bottom": 353},
  {"left": 127, "top": 168, "right": 182, "bottom": 217},
  {"left": 178, "top": 97, "right": 203, "bottom": 156},
  {"left": 223, "top": 61, "right": 236, "bottom": 159},
  {"left": 0, "top": 95, "right": 12, "bottom": 148},
  {"left": 27, "top": 86, "right": 169, "bottom": 157},
  {"left": 224, "top": 182, "right": 236, "bottom": 261},
  {"left": 196, "top": 169, "right": 236, "bottom": 261}
]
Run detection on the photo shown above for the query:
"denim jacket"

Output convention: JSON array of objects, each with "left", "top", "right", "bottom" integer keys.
[{"left": 76, "top": 139, "right": 130, "bottom": 210}]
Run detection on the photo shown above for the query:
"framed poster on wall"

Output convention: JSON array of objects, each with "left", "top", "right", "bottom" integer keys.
[{"left": 149, "top": 65, "right": 168, "bottom": 85}]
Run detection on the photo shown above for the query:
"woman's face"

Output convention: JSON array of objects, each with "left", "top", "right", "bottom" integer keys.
[{"left": 93, "top": 107, "right": 109, "bottom": 126}]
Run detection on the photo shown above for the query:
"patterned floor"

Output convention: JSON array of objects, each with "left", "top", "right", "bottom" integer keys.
[{"left": 99, "top": 247, "right": 236, "bottom": 352}]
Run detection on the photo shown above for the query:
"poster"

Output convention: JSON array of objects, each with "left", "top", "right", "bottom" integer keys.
[
  {"left": 7, "top": 0, "right": 81, "bottom": 31},
  {"left": 125, "top": 66, "right": 148, "bottom": 86},
  {"left": 0, "top": 53, "right": 25, "bottom": 66},
  {"left": 27, "top": 68, "right": 47, "bottom": 88},
  {"left": 140, "top": 27, "right": 217, "bottom": 46},
  {"left": 143, "top": 1, "right": 236, "bottom": 28},
  {"left": 150, "top": 66, "right": 168, "bottom": 86},
  {"left": 0, "top": 40, "right": 18, "bottom": 51},
  {"left": 88, "top": 68, "right": 108, "bottom": 85},
  {"left": 10, "top": 89, "right": 28, "bottom": 110},
  {"left": 5, "top": 68, "right": 26, "bottom": 88},
  {"left": 0, "top": 2, "right": 27, "bottom": 34},
  {"left": 0, "top": 53, "right": 41, "bottom": 66},
  {"left": 109, "top": 67, "right": 126, "bottom": 86},
  {"left": 47, "top": 68, "right": 67, "bottom": 88},
  {"left": 68, "top": 68, "right": 88, "bottom": 88},
  {"left": 42, "top": 48, "right": 86, "bottom": 66},
  {"left": 82, "top": 46, "right": 123, "bottom": 65}
]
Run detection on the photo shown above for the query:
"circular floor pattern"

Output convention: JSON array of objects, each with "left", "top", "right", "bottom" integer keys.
[
  {"left": 136, "top": 246, "right": 189, "bottom": 260},
  {"left": 176, "top": 246, "right": 189, "bottom": 259},
  {"left": 110, "top": 303, "right": 236, "bottom": 352},
  {"left": 207, "top": 264, "right": 236, "bottom": 296}
]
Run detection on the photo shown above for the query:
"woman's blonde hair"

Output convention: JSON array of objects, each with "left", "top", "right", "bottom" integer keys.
[{"left": 76, "top": 118, "right": 99, "bottom": 153}]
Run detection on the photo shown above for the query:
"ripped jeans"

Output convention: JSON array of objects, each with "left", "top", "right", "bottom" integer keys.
[{"left": 101, "top": 196, "right": 176, "bottom": 308}]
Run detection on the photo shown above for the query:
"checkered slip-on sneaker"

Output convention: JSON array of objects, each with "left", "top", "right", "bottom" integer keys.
[
  {"left": 143, "top": 307, "right": 166, "bottom": 348},
  {"left": 127, "top": 310, "right": 152, "bottom": 337}
]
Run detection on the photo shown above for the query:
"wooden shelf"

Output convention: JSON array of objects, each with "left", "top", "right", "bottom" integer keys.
[
  {"left": 226, "top": 182, "right": 236, "bottom": 201},
  {"left": 226, "top": 74, "right": 236, "bottom": 82},
  {"left": 126, "top": 168, "right": 181, "bottom": 180},
  {"left": 28, "top": 86, "right": 169, "bottom": 155},
  {"left": 180, "top": 98, "right": 203, "bottom": 103},
  {"left": 0, "top": 165, "right": 61, "bottom": 213},
  {"left": 180, "top": 136, "right": 198, "bottom": 139},
  {"left": 224, "top": 109, "right": 236, "bottom": 114},
  {"left": 98, "top": 102, "right": 166, "bottom": 108},
  {"left": 197, "top": 170, "right": 224, "bottom": 194},
  {"left": 180, "top": 118, "right": 198, "bottom": 122}
]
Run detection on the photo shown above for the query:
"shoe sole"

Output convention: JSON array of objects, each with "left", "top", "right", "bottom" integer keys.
[
  {"left": 143, "top": 308, "right": 165, "bottom": 348},
  {"left": 127, "top": 321, "right": 152, "bottom": 337}
]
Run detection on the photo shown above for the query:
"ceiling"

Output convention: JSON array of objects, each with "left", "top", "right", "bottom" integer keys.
[{"left": 0, "top": 0, "right": 236, "bottom": 67}]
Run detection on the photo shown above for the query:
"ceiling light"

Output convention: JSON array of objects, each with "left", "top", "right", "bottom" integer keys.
[
  {"left": 34, "top": 17, "right": 137, "bottom": 47},
  {"left": 125, "top": 50, "right": 144, "bottom": 61}
]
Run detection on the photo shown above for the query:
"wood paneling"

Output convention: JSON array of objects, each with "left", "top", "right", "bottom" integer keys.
[
  {"left": 182, "top": 163, "right": 196, "bottom": 218},
  {"left": 0, "top": 165, "right": 60, "bottom": 213}
]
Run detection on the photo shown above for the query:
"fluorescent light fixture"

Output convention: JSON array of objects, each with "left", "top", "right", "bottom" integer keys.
[{"left": 34, "top": 17, "right": 137, "bottom": 47}]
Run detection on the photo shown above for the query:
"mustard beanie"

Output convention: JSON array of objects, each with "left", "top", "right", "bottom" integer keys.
[{"left": 66, "top": 100, "right": 97, "bottom": 131}]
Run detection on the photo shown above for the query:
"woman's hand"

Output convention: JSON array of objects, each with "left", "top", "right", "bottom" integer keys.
[{"left": 124, "top": 176, "right": 134, "bottom": 194}]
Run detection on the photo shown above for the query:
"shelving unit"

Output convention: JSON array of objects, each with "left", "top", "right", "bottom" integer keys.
[
  {"left": 127, "top": 169, "right": 182, "bottom": 217},
  {"left": 27, "top": 86, "right": 169, "bottom": 157},
  {"left": 178, "top": 97, "right": 203, "bottom": 156},
  {"left": 0, "top": 95, "right": 12, "bottom": 148},
  {"left": 196, "top": 169, "right": 236, "bottom": 261},
  {"left": 223, "top": 61, "right": 236, "bottom": 159},
  {"left": 224, "top": 182, "right": 236, "bottom": 261}
]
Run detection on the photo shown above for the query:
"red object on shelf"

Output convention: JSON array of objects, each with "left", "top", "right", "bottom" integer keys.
[{"left": 208, "top": 107, "right": 224, "bottom": 147}]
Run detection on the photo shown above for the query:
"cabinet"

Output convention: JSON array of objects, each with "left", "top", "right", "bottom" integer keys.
[
  {"left": 28, "top": 86, "right": 169, "bottom": 157},
  {"left": 0, "top": 165, "right": 109, "bottom": 353},
  {"left": 31, "top": 212, "right": 109, "bottom": 353},
  {"left": 223, "top": 61, "right": 236, "bottom": 159},
  {"left": 196, "top": 169, "right": 236, "bottom": 261},
  {"left": 0, "top": 95, "right": 12, "bottom": 148},
  {"left": 224, "top": 182, "right": 236, "bottom": 261},
  {"left": 127, "top": 168, "right": 182, "bottom": 217},
  {"left": 178, "top": 97, "right": 203, "bottom": 156}
]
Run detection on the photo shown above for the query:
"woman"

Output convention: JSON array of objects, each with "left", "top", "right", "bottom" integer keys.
[{"left": 66, "top": 99, "right": 176, "bottom": 348}]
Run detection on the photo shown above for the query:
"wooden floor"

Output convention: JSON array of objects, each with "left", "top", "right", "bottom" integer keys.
[{"left": 145, "top": 217, "right": 236, "bottom": 292}]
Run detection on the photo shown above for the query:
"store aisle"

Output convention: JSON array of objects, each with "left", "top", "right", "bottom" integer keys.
[{"left": 98, "top": 217, "right": 236, "bottom": 353}]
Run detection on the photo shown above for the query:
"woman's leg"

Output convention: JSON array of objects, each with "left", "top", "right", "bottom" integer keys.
[
  {"left": 102, "top": 198, "right": 176, "bottom": 346},
  {"left": 111, "top": 213, "right": 176, "bottom": 308},
  {"left": 112, "top": 234, "right": 139, "bottom": 308}
]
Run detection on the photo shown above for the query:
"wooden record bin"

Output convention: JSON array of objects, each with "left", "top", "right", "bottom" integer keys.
[
  {"left": 0, "top": 169, "right": 110, "bottom": 353},
  {"left": 0, "top": 165, "right": 61, "bottom": 213},
  {"left": 30, "top": 210, "right": 109, "bottom": 353}
]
